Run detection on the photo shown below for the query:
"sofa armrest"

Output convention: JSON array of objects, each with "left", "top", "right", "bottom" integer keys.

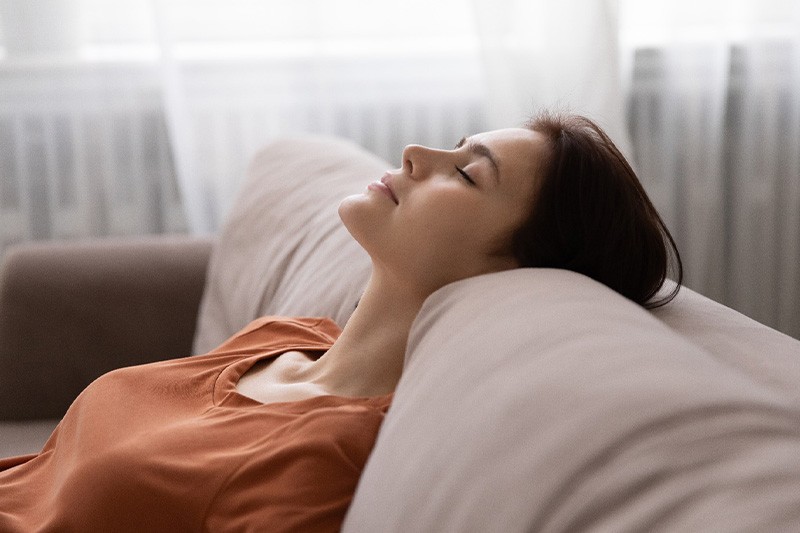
[{"left": 0, "top": 235, "right": 214, "bottom": 420}]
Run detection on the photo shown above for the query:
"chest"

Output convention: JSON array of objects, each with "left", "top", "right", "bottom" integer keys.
[{"left": 235, "top": 350, "right": 329, "bottom": 405}]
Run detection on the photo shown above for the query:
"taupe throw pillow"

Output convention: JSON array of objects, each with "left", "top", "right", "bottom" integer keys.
[{"left": 193, "top": 136, "right": 388, "bottom": 354}]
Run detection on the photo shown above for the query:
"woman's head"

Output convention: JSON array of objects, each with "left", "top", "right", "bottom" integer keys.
[
  {"left": 339, "top": 111, "right": 682, "bottom": 307},
  {"left": 339, "top": 127, "right": 546, "bottom": 296},
  {"left": 512, "top": 111, "right": 682, "bottom": 308}
]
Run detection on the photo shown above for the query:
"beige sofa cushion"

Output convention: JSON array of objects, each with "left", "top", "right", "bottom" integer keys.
[
  {"left": 193, "top": 136, "right": 388, "bottom": 354},
  {"left": 651, "top": 282, "right": 800, "bottom": 403},
  {"left": 195, "top": 135, "right": 800, "bottom": 530},
  {"left": 345, "top": 269, "right": 800, "bottom": 531}
]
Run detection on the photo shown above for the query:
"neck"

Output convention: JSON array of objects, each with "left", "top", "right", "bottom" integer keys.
[{"left": 303, "top": 269, "right": 427, "bottom": 398}]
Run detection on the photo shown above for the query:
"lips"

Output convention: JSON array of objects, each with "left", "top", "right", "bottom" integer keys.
[
  {"left": 381, "top": 173, "right": 399, "bottom": 204},
  {"left": 372, "top": 172, "right": 398, "bottom": 204}
]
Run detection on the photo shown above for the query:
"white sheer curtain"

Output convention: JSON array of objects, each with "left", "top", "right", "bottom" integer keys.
[
  {"left": 0, "top": 0, "right": 487, "bottom": 238},
  {"left": 0, "top": 0, "right": 186, "bottom": 245},
  {"left": 471, "top": 0, "right": 631, "bottom": 156},
  {"left": 470, "top": 0, "right": 800, "bottom": 336},
  {"left": 149, "top": 0, "right": 487, "bottom": 233},
  {"left": 0, "top": 0, "right": 798, "bottom": 337},
  {"left": 620, "top": 0, "right": 800, "bottom": 337}
]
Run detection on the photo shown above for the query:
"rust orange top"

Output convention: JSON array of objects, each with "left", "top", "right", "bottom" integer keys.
[{"left": 0, "top": 317, "right": 392, "bottom": 532}]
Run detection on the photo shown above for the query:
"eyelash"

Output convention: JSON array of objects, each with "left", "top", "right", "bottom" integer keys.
[{"left": 454, "top": 165, "right": 476, "bottom": 186}]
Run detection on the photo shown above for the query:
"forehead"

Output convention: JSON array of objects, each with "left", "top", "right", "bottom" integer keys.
[{"left": 470, "top": 127, "right": 545, "bottom": 191}]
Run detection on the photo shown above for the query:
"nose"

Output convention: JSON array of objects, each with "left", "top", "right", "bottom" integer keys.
[{"left": 401, "top": 144, "right": 449, "bottom": 181}]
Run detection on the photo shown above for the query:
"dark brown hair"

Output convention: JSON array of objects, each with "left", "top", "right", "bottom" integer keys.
[{"left": 511, "top": 111, "right": 682, "bottom": 308}]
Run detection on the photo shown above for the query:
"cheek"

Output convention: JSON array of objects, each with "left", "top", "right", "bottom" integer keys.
[
  {"left": 404, "top": 197, "right": 499, "bottom": 259},
  {"left": 406, "top": 193, "right": 469, "bottom": 234}
]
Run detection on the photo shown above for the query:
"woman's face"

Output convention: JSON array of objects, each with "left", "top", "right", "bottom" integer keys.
[{"left": 339, "top": 127, "right": 547, "bottom": 296}]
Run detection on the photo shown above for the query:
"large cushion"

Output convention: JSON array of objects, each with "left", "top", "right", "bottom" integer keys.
[
  {"left": 195, "top": 136, "right": 800, "bottom": 530},
  {"left": 651, "top": 283, "right": 800, "bottom": 403},
  {"left": 344, "top": 269, "right": 800, "bottom": 531},
  {"left": 193, "top": 136, "right": 388, "bottom": 354}
]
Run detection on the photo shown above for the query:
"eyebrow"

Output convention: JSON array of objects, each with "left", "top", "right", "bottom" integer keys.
[{"left": 455, "top": 136, "right": 501, "bottom": 184}]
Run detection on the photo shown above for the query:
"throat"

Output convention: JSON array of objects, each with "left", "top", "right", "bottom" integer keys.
[
  {"left": 299, "top": 272, "right": 426, "bottom": 399},
  {"left": 238, "top": 271, "right": 428, "bottom": 404}
]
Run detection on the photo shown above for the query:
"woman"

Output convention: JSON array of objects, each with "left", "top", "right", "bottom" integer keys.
[{"left": 0, "top": 112, "right": 681, "bottom": 532}]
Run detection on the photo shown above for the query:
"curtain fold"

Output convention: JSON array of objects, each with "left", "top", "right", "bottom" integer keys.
[
  {"left": 727, "top": 41, "right": 800, "bottom": 335},
  {"left": 0, "top": 0, "right": 798, "bottom": 337},
  {"left": 621, "top": 0, "right": 800, "bottom": 337},
  {"left": 152, "top": 0, "right": 213, "bottom": 235},
  {"left": 627, "top": 44, "right": 732, "bottom": 299},
  {"left": 471, "top": 0, "right": 632, "bottom": 157}
]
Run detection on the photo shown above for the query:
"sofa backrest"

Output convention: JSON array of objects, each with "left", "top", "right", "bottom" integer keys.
[
  {"left": 195, "top": 136, "right": 800, "bottom": 531},
  {"left": 193, "top": 136, "right": 386, "bottom": 354},
  {"left": 345, "top": 269, "right": 800, "bottom": 531},
  {"left": 651, "top": 282, "right": 800, "bottom": 403}
]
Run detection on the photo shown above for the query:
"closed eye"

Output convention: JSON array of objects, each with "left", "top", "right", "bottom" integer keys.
[{"left": 455, "top": 165, "right": 476, "bottom": 186}]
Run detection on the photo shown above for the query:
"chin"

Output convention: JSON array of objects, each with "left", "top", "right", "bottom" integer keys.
[
  {"left": 337, "top": 194, "right": 360, "bottom": 230},
  {"left": 338, "top": 194, "right": 374, "bottom": 251}
]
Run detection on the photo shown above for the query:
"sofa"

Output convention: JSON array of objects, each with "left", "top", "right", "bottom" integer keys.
[{"left": 2, "top": 136, "right": 800, "bottom": 531}]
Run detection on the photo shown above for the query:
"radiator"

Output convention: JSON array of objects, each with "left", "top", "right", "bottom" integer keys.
[
  {"left": 0, "top": 57, "right": 486, "bottom": 250},
  {"left": 0, "top": 64, "right": 185, "bottom": 248},
  {"left": 627, "top": 44, "right": 800, "bottom": 336},
  {"left": 1, "top": 50, "right": 797, "bottom": 337}
]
